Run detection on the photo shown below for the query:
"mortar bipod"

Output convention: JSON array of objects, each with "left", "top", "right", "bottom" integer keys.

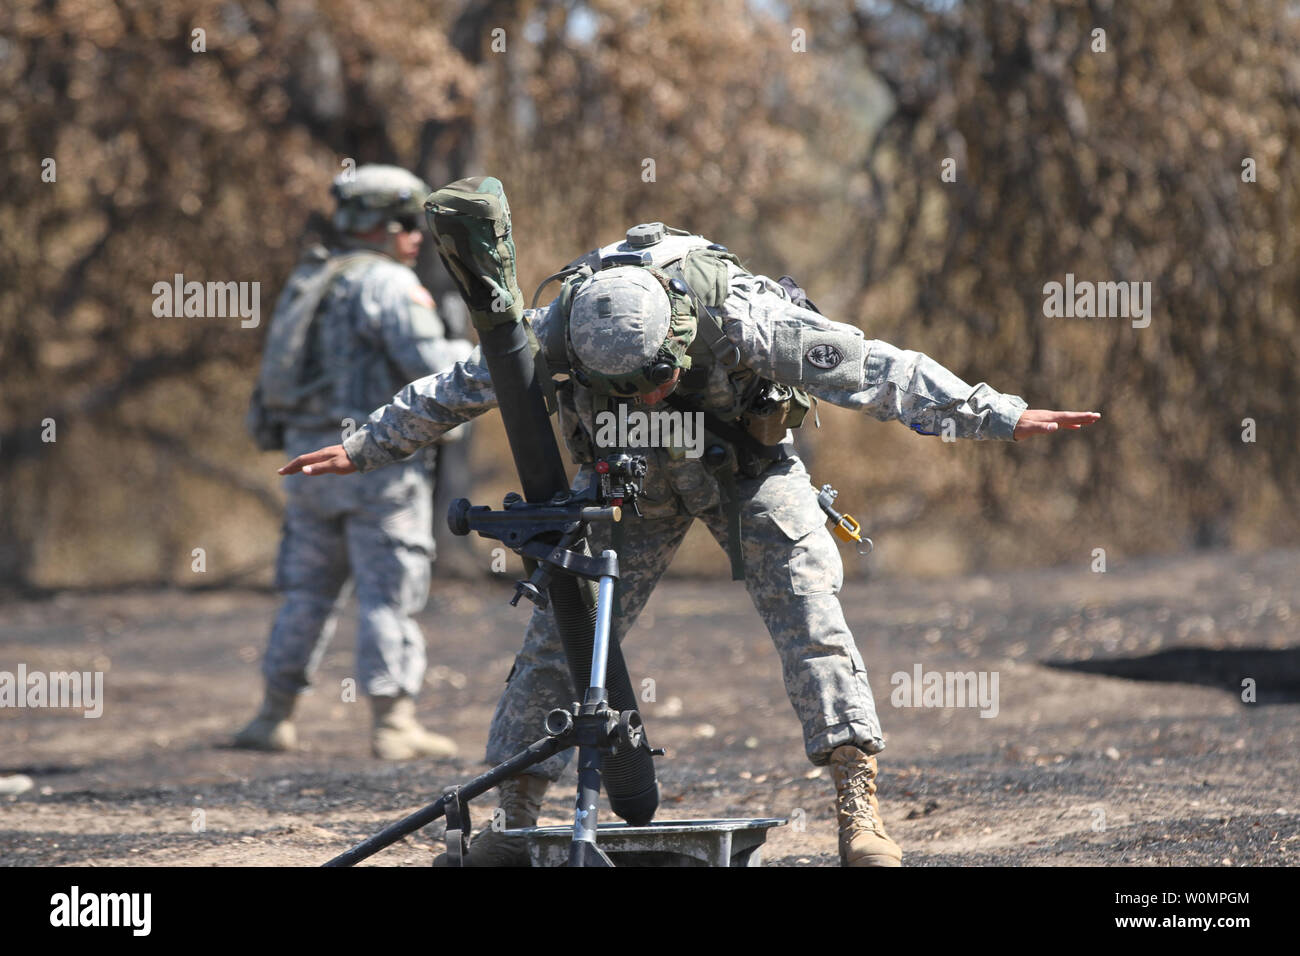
[{"left": 322, "top": 455, "right": 661, "bottom": 868}]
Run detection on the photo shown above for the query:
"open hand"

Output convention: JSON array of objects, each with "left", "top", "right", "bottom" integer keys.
[
  {"left": 279, "top": 444, "right": 357, "bottom": 476},
  {"left": 1013, "top": 409, "right": 1101, "bottom": 440}
]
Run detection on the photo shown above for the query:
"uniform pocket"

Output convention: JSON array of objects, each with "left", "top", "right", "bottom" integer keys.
[
  {"left": 747, "top": 482, "right": 842, "bottom": 596},
  {"left": 757, "top": 488, "right": 827, "bottom": 542},
  {"left": 787, "top": 528, "right": 844, "bottom": 596}
]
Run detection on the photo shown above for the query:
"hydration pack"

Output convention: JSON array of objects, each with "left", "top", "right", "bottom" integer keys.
[{"left": 245, "top": 246, "right": 386, "bottom": 450}]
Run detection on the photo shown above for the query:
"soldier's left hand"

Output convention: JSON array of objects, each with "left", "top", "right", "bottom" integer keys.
[
  {"left": 279, "top": 444, "right": 358, "bottom": 476},
  {"left": 1013, "top": 409, "right": 1101, "bottom": 440}
]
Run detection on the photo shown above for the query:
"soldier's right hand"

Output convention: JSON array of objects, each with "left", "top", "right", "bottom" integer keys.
[{"left": 279, "top": 444, "right": 357, "bottom": 476}]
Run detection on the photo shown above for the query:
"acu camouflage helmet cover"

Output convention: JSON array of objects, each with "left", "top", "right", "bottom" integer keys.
[
  {"left": 332, "top": 164, "right": 431, "bottom": 234},
  {"left": 565, "top": 265, "right": 697, "bottom": 397}
]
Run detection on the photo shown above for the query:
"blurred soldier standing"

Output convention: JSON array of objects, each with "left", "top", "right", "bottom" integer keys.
[
  {"left": 235, "top": 165, "right": 474, "bottom": 759},
  {"left": 282, "top": 177, "right": 1100, "bottom": 862}
]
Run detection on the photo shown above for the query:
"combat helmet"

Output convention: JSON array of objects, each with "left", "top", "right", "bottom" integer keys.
[
  {"left": 331, "top": 164, "right": 430, "bottom": 235},
  {"left": 565, "top": 265, "right": 698, "bottom": 397}
]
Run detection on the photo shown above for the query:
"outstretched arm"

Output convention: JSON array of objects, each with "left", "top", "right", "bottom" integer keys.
[
  {"left": 280, "top": 346, "right": 498, "bottom": 477},
  {"left": 721, "top": 268, "right": 1099, "bottom": 441}
]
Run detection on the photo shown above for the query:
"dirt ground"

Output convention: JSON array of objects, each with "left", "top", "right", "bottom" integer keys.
[{"left": 2, "top": 546, "right": 1298, "bottom": 867}]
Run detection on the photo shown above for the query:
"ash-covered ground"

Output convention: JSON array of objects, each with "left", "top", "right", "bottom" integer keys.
[{"left": 2, "top": 548, "right": 1297, "bottom": 867}]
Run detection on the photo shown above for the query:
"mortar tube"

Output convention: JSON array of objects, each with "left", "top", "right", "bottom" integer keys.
[{"left": 474, "top": 320, "right": 659, "bottom": 826}]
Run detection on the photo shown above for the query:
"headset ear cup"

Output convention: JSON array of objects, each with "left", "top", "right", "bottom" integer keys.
[{"left": 650, "top": 362, "right": 674, "bottom": 385}]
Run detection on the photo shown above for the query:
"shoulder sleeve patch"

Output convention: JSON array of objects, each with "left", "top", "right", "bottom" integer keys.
[
  {"left": 408, "top": 286, "right": 435, "bottom": 310},
  {"left": 772, "top": 320, "right": 865, "bottom": 389}
]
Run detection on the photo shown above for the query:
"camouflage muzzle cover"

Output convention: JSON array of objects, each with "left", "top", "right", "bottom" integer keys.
[{"left": 424, "top": 176, "right": 525, "bottom": 329}]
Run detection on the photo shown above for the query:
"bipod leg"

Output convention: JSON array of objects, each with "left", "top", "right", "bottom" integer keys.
[
  {"left": 567, "top": 563, "right": 618, "bottom": 868},
  {"left": 568, "top": 735, "right": 614, "bottom": 867},
  {"left": 321, "top": 734, "right": 566, "bottom": 867}
]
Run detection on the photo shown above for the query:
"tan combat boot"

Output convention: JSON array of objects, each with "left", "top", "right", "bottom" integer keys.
[
  {"left": 232, "top": 686, "right": 299, "bottom": 752},
  {"left": 432, "top": 773, "right": 549, "bottom": 867},
  {"left": 829, "top": 745, "right": 903, "bottom": 867},
  {"left": 369, "top": 694, "right": 458, "bottom": 760}
]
